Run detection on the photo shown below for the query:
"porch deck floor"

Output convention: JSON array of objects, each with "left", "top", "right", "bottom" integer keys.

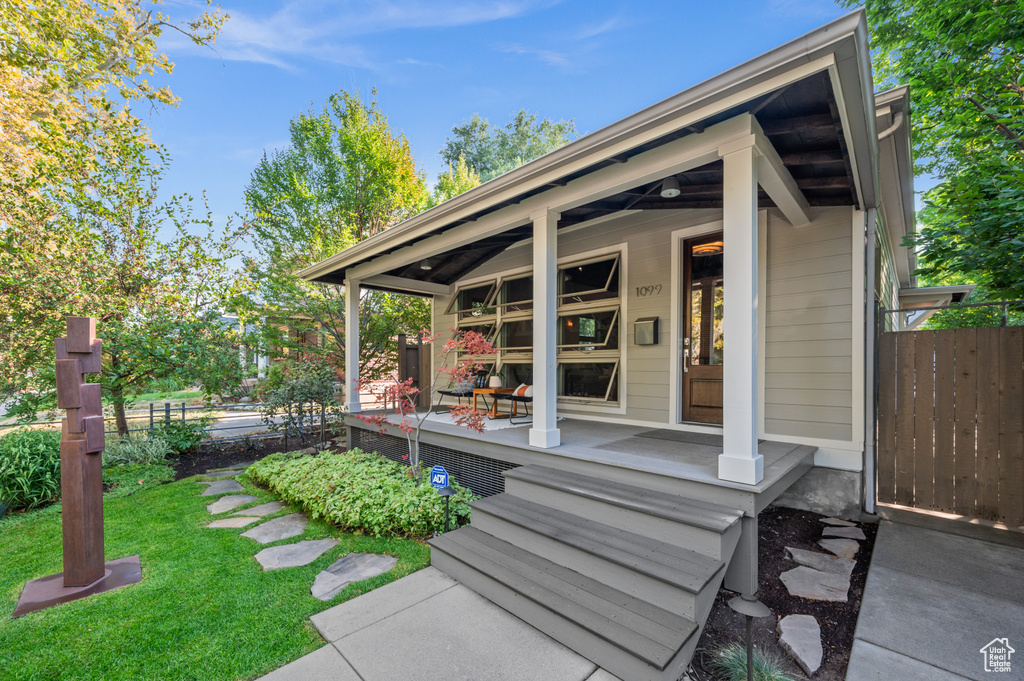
[{"left": 362, "top": 413, "right": 814, "bottom": 494}]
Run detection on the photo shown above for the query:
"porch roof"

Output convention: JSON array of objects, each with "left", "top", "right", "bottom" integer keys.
[{"left": 300, "top": 11, "right": 879, "bottom": 295}]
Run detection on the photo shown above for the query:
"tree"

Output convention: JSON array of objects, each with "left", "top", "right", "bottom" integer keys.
[
  {"left": 846, "top": 0, "right": 1024, "bottom": 300},
  {"left": 429, "top": 155, "right": 482, "bottom": 206},
  {"left": 357, "top": 329, "right": 494, "bottom": 484},
  {"left": 242, "top": 90, "right": 431, "bottom": 384},
  {"left": 439, "top": 109, "right": 578, "bottom": 182},
  {"left": 0, "top": 0, "right": 226, "bottom": 229}
]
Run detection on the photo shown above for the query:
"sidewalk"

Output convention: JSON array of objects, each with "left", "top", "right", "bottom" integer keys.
[
  {"left": 846, "top": 512, "right": 1024, "bottom": 680},
  {"left": 259, "top": 567, "right": 620, "bottom": 681}
]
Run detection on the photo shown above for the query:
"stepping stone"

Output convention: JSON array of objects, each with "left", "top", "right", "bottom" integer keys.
[
  {"left": 233, "top": 501, "right": 284, "bottom": 517},
  {"left": 207, "top": 494, "right": 257, "bottom": 514},
  {"left": 819, "top": 538, "right": 860, "bottom": 559},
  {"left": 311, "top": 553, "right": 398, "bottom": 601},
  {"left": 207, "top": 516, "right": 260, "bottom": 529},
  {"left": 255, "top": 539, "right": 338, "bottom": 570},
  {"left": 241, "top": 513, "right": 308, "bottom": 544},
  {"left": 823, "top": 526, "right": 866, "bottom": 540},
  {"left": 785, "top": 546, "right": 856, "bottom": 576},
  {"left": 222, "top": 460, "right": 254, "bottom": 469},
  {"left": 780, "top": 566, "right": 850, "bottom": 601},
  {"left": 820, "top": 516, "right": 856, "bottom": 527},
  {"left": 203, "top": 470, "right": 240, "bottom": 478},
  {"left": 778, "top": 614, "right": 823, "bottom": 675},
  {"left": 200, "top": 480, "right": 243, "bottom": 496}
]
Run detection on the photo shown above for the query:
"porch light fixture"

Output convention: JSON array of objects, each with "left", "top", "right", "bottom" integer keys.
[
  {"left": 419, "top": 259, "right": 433, "bottom": 271},
  {"left": 692, "top": 241, "right": 724, "bottom": 257},
  {"left": 660, "top": 176, "right": 681, "bottom": 198}
]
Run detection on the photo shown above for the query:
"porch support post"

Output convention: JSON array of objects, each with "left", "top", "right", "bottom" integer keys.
[
  {"left": 530, "top": 208, "right": 560, "bottom": 448},
  {"left": 718, "top": 142, "right": 763, "bottom": 485},
  {"left": 344, "top": 278, "right": 361, "bottom": 413}
]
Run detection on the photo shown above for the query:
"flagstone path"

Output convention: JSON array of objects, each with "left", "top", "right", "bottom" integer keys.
[{"left": 197, "top": 462, "right": 398, "bottom": 592}]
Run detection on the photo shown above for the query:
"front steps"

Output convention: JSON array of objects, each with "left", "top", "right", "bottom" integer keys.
[{"left": 429, "top": 464, "right": 744, "bottom": 681}]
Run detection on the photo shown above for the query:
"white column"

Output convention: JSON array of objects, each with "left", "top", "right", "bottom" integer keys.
[
  {"left": 719, "top": 144, "right": 763, "bottom": 485},
  {"left": 530, "top": 209, "right": 560, "bottom": 448},
  {"left": 344, "top": 278, "right": 362, "bottom": 413}
]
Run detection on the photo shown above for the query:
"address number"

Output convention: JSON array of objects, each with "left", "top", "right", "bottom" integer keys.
[{"left": 635, "top": 284, "right": 663, "bottom": 297}]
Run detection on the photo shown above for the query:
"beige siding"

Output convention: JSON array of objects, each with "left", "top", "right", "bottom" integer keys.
[
  {"left": 875, "top": 219, "right": 901, "bottom": 329},
  {"left": 764, "top": 207, "right": 854, "bottom": 441}
]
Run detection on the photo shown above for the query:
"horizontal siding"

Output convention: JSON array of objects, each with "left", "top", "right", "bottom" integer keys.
[{"left": 764, "top": 207, "right": 854, "bottom": 442}]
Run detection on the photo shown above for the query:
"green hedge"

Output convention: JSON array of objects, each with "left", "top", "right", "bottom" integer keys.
[
  {"left": 0, "top": 429, "right": 62, "bottom": 511},
  {"left": 247, "top": 449, "right": 476, "bottom": 538}
]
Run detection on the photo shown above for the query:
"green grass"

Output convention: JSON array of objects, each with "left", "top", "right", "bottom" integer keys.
[
  {"left": 0, "top": 472, "right": 431, "bottom": 681},
  {"left": 121, "top": 389, "right": 207, "bottom": 407}
]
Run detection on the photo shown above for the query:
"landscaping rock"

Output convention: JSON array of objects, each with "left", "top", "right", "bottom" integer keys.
[
  {"left": 255, "top": 538, "right": 338, "bottom": 570},
  {"left": 297, "top": 447, "right": 317, "bottom": 455},
  {"left": 233, "top": 500, "right": 284, "bottom": 517},
  {"left": 311, "top": 553, "right": 398, "bottom": 601},
  {"left": 203, "top": 470, "right": 240, "bottom": 478},
  {"left": 820, "top": 517, "right": 856, "bottom": 527},
  {"left": 206, "top": 494, "right": 257, "bottom": 514},
  {"left": 207, "top": 517, "right": 260, "bottom": 529},
  {"left": 780, "top": 566, "right": 850, "bottom": 601},
  {"left": 778, "top": 614, "right": 823, "bottom": 675},
  {"left": 199, "top": 480, "right": 244, "bottom": 496},
  {"left": 241, "top": 512, "right": 308, "bottom": 544},
  {"left": 785, "top": 546, "right": 856, "bottom": 576},
  {"left": 818, "top": 538, "right": 860, "bottom": 559},
  {"left": 822, "top": 526, "right": 866, "bottom": 540}
]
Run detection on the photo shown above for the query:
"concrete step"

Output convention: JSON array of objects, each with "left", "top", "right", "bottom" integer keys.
[
  {"left": 430, "top": 527, "right": 699, "bottom": 681},
  {"left": 471, "top": 494, "right": 724, "bottom": 619},
  {"left": 504, "top": 464, "right": 743, "bottom": 558}
]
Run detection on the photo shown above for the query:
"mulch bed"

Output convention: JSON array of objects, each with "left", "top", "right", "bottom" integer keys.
[
  {"left": 170, "top": 432, "right": 343, "bottom": 481},
  {"left": 690, "top": 506, "right": 878, "bottom": 681}
]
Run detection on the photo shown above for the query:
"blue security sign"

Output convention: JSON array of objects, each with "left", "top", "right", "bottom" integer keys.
[{"left": 429, "top": 465, "right": 449, "bottom": 490}]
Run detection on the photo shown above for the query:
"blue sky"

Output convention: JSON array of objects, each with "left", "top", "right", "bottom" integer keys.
[{"left": 148, "top": 0, "right": 851, "bottom": 229}]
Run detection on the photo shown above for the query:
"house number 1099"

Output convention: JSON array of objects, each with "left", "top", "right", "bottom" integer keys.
[{"left": 635, "top": 284, "right": 662, "bottom": 297}]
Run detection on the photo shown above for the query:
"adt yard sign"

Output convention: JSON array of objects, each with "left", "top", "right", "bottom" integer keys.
[{"left": 429, "top": 465, "right": 449, "bottom": 490}]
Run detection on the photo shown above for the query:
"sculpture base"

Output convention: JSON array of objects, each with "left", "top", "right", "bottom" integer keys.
[{"left": 12, "top": 555, "right": 142, "bottom": 618}]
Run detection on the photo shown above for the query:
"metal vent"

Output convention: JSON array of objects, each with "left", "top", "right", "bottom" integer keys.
[{"left": 351, "top": 427, "right": 518, "bottom": 498}]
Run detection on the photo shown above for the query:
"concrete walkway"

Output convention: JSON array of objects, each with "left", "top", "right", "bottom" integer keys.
[
  {"left": 259, "top": 567, "right": 620, "bottom": 681},
  {"left": 846, "top": 512, "right": 1024, "bottom": 681}
]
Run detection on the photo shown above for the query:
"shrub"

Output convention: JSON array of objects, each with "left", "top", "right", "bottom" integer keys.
[
  {"left": 709, "top": 642, "right": 796, "bottom": 681},
  {"left": 102, "top": 434, "right": 174, "bottom": 467},
  {"left": 0, "top": 429, "right": 62, "bottom": 511},
  {"left": 248, "top": 449, "right": 476, "bottom": 537},
  {"left": 102, "top": 464, "right": 175, "bottom": 499},
  {"left": 152, "top": 418, "right": 210, "bottom": 455}
]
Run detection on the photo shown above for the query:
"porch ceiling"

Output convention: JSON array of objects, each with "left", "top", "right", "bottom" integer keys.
[{"left": 370, "top": 71, "right": 855, "bottom": 287}]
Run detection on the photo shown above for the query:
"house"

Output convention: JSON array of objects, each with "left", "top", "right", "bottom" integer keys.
[{"left": 298, "top": 11, "right": 958, "bottom": 680}]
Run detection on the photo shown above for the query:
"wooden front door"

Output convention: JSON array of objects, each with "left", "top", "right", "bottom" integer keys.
[{"left": 682, "top": 233, "right": 724, "bottom": 424}]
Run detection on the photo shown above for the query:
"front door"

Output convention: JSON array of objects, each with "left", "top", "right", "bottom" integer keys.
[{"left": 681, "top": 233, "right": 724, "bottom": 424}]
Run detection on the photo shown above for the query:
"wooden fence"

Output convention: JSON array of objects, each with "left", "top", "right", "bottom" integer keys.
[{"left": 877, "top": 326, "right": 1024, "bottom": 527}]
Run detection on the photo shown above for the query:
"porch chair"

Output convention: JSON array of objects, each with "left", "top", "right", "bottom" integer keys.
[
  {"left": 493, "top": 383, "right": 533, "bottom": 425},
  {"left": 433, "top": 371, "right": 489, "bottom": 415}
]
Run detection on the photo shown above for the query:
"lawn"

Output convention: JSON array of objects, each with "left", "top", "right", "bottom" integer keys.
[
  {"left": 123, "top": 389, "right": 207, "bottom": 407},
  {"left": 0, "top": 473, "right": 431, "bottom": 681}
]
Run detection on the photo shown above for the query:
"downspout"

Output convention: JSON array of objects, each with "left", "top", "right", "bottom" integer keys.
[
  {"left": 863, "top": 208, "right": 878, "bottom": 515},
  {"left": 877, "top": 111, "right": 904, "bottom": 141}
]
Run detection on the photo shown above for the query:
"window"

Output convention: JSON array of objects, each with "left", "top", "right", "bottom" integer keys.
[
  {"left": 496, "top": 275, "right": 533, "bottom": 314},
  {"left": 559, "top": 255, "right": 619, "bottom": 305},
  {"left": 559, "top": 360, "right": 619, "bottom": 401},
  {"left": 495, "top": 318, "right": 533, "bottom": 351},
  {"left": 500, "top": 361, "right": 532, "bottom": 387},
  {"left": 558, "top": 308, "right": 619, "bottom": 350},
  {"left": 445, "top": 281, "right": 496, "bottom": 321}
]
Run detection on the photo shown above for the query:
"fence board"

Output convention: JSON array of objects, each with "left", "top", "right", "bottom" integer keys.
[
  {"left": 894, "top": 332, "right": 916, "bottom": 506},
  {"left": 975, "top": 327, "right": 1001, "bottom": 520},
  {"left": 998, "top": 327, "right": 1023, "bottom": 527},
  {"left": 952, "top": 328, "right": 978, "bottom": 517},
  {"left": 932, "top": 330, "right": 956, "bottom": 513},
  {"left": 913, "top": 332, "right": 935, "bottom": 509},
  {"left": 876, "top": 332, "right": 897, "bottom": 504}
]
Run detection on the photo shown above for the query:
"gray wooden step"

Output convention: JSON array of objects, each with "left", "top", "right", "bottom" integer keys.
[
  {"left": 471, "top": 494, "right": 724, "bottom": 619},
  {"left": 504, "top": 465, "right": 743, "bottom": 558},
  {"left": 430, "top": 527, "right": 699, "bottom": 681}
]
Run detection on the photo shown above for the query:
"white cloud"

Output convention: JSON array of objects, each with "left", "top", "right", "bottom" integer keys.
[
  {"left": 161, "top": 0, "right": 559, "bottom": 70},
  {"left": 498, "top": 43, "right": 571, "bottom": 68}
]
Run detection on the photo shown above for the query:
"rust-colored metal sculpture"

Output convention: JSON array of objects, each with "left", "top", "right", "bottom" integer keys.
[{"left": 13, "top": 318, "right": 142, "bottom": 618}]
